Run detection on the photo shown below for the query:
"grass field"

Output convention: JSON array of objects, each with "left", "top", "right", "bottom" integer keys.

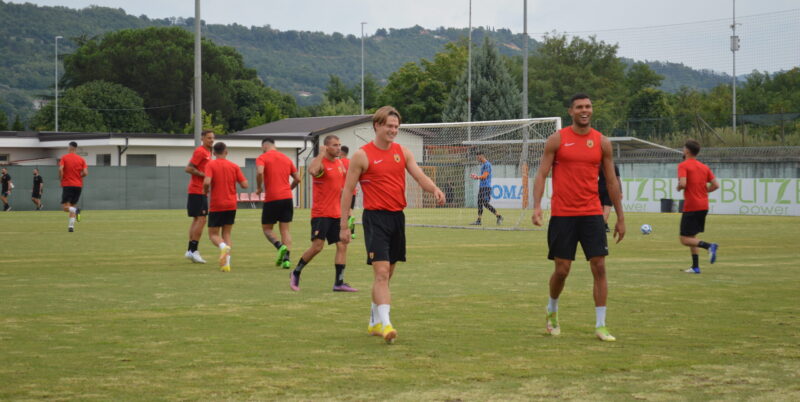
[{"left": 1, "top": 209, "right": 799, "bottom": 400}]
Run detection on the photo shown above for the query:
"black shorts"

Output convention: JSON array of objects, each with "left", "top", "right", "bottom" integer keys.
[
  {"left": 547, "top": 215, "right": 608, "bottom": 261},
  {"left": 187, "top": 194, "right": 208, "bottom": 217},
  {"left": 61, "top": 186, "right": 82, "bottom": 205},
  {"left": 363, "top": 209, "right": 406, "bottom": 265},
  {"left": 599, "top": 190, "right": 612, "bottom": 207},
  {"left": 32, "top": 191, "right": 41, "bottom": 199},
  {"left": 311, "top": 217, "right": 340, "bottom": 244},
  {"left": 208, "top": 210, "right": 236, "bottom": 227},
  {"left": 1, "top": 191, "right": 9, "bottom": 197},
  {"left": 350, "top": 194, "right": 356, "bottom": 210},
  {"left": 478, "top": 187, "right": 492, "bottom": 203},
  {"left": 680, "top": 210, "right": 708, "bottom": 236},
  {"left": 262, "top": 198, "right": 293, "bottom": 224}
]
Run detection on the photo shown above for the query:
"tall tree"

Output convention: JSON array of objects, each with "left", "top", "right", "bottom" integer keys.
[
  {"left": 0, "top": 109, "right": 8, "bottom": 130},
  {"left": 12, "top": 114, "right": 26, "bottom": 131}
]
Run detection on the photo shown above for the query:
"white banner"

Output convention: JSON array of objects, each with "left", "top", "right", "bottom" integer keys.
[{"left": 482, "top": 178, "right": 800, "bottom": 216}]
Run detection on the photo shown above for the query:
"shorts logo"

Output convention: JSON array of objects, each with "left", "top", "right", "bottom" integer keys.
[
  {"left": 314, "top": 230, "right": 319, "bottom": 236},
  {"left": 393, "top": 154, "right": 401, "bottom": 163},
  {"left": 369, "top": 252, "right": 375, "bottom": 259},
  {"left": 586, "top": 139, "right": 595, "bottom": 148}
]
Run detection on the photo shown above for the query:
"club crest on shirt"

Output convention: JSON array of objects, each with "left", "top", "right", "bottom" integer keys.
[
  {"left": 393, "top": 153, "right": 401, "bottom": 163},
  {"left": 586, "top": 139, "right": 595, "bottom": 148}
]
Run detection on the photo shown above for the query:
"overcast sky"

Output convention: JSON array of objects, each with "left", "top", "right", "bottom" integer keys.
[{"left": 9, "top": 0, "right": 800, "bottom": 73}]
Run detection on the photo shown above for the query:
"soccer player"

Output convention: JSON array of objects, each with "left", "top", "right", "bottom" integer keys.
[
  {"left": 598, "top": 164, "right": 621, "bottom": 232},
  {"left": 290, "top": 135, "right": 357, "bottom": 292},
  {"left": 339, "top": 145, "right": 357, "bottom": 238},
  {"left": 184, "top": 130, "right": 215, "bottom": 264},
  {"left": 339, "top": 106, "right": 445, "bottom": 344},
  {"left": 59, "top": 141, "right": 88, "bottom": 232},
  {"left": 256, "top": 138, "right": 301, "bottom": 269},
  {"left": 677, "top": 139, "right": 720, "bottom": 274},
  {"left": 532, "top": 93, "right": 625, "bottom": 342},
  {"left": 203, "top": 142, "right": 248, "bottom": 272},
  {"left": 1, "top": 167, "right": 12, "bottom": 211},
  {"left": 31, "top": 168, "right": 44, "bottom": 210},
  {"left": 469, "top": 151, "right": 503, "bottom": 225}
]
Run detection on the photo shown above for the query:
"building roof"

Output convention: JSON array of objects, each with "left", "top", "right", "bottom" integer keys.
[{"left": 234, "top": 115, "right": 372, "bottom": 137}]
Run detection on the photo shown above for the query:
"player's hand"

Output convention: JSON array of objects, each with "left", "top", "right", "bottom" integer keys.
[
  {"left": 470, "top": 174, "right": 478, "bottom": 179},
  {"left": 613, "top": 220, "right": 626, "bottom": 243},
  {"left": 340, "top": 228, "right": 351, "bottom": 245},
  {"left": 433, "top": 188, "right": 445, "bottom": 206},
  {"left": 532, "top": 207, "right": 543, "bottom": 226}
]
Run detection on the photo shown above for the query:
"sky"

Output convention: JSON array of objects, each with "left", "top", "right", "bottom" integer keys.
[{"left": 8, "top": 0, "right": 800, "bottom": 73}]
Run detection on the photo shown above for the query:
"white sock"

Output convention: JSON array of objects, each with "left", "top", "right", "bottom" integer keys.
[
  {"left": 596, "top": 306, "right": 607, "bottom": 328},
  {"left": 377, "top": 304, "right": 391, "bottom": 327},
  {"left": 548, "top": 297, "right": 558, "bottom": 313},
  {"left": 369, "top": 302, "right": 379, "bottom": 326},
  {"left": 69, "top": 217, "right": 75, "bottom": 228},
  {"left": 226, "top": 254, "right": 231, "bottom": 266},
  {"left": 219, "top": 242, "right": 227, "bottom": 250},
  {"left": 68, "top": 206, "right": 76, "bottom": 214}
]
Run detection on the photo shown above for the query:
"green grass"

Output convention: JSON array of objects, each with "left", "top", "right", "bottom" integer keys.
[{"left": 1, "top": 209, "right": 799, "bottom": 400}]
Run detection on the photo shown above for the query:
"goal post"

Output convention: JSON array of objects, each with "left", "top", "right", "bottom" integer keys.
[{"left": 399, "top": 117, "right": 562, "bottom": 230}]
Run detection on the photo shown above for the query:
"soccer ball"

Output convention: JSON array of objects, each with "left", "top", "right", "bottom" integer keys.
[{"left": 640, "top": 224, "right": 653, "bottom": 235}]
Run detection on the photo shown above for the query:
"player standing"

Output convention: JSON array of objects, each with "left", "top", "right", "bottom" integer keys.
[
  {"left": 59, "top": 141, "right": 88, "bottom": 232},
  {"left": 339, "top": 145, "right": 357, "bottom": 238},
  {"left": 256, "top": 138, "right": 301, "bottom": 269},
  {"left": 290, "top": 135, "right": 357, "bottom": 292},
  {"left": 184, "top": 130, "right": 215, "bottom": 264},
  {"left": 677, "top": 139, "right": 719, "bottom": 274},
  {"left": 470, "top": 151, "right": 503, "bottom": 225},
  {"left": 532, "top": 94, "right": 625, "bottom": 342},
  {"left": 32, "top": 168, "right": 44, "bottom": 210},
  {"left": 203, "top": 142, "right": 248, "bottom": 272},
  {"left": 1, "top": 167, "right": 12, "bottom": 211},
  {"left": 340, "top": 106, "right": 445, "bottom": 344}
]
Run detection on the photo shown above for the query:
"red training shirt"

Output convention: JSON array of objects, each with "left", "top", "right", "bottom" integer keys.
[
  {"left": 340, "top": 157, "right": 357, "bottom": 195},
  {"left": 59, "top": 153, "right": 87, "bottom": 187},
  {"left": 187, "top": 145, "right": 212, "bottom": 195},
  {"left": 312, "top": 157, "right": 345, "bottom": 218},
  {"left": 550, "top": 126, "right": 604, "bottom": 216},
  {"left": 256, "top": 150, "right": 297, "bottom": 202},
  {"left": 205, "top": 158, "right": 246, "bottom": 212},
  {"left": 359, "top": 141, "right": 406, "bottom": 211},
  {"left": 678, "top": 158, "right": 715, "bottom": 212}
]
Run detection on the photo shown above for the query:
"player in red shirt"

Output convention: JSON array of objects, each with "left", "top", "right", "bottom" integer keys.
[
  {"left": 339, "top": 145, "right": 358, "bottom": 238},
  {"left": 59, "top": 141, "right": 88, "bottom": 232},
  {"left": 184, "top": 130, "right": 215, "bottom": 264},
  {"left": 339, "top": 106, "right": 445, "bottom": 344},
  {"left": 532, "top": 94, "right": 626, "bottom": 342},
  {"left": 256, "top": 138, "right": 301, "bottom": 269},
  {"left": 677, "top": 139, "right": 720, "bottom": 274},
  {"left": 289, "top": 135, "right": 357, "bottom": 292},
  {"left": 203, "top": 142, "right": 248, "bottom": 272}
]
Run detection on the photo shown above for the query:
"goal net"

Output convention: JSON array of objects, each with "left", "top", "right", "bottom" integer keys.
[{"left": 399, "top": 117, "right": 561, "bottom": 230}]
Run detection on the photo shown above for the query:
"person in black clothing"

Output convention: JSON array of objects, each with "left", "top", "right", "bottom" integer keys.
[
  {"left": 1, "top": 168, "right": 12, "bottom": 211},
  {"left": 31, "top": 168, "right": 44, "bottom": 210},
  {"left": 598, "top": 164, "right": 621, "bottom": 232}
]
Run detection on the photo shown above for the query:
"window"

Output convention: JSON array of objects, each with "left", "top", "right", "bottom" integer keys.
[
  {"left": 126, "top": 154, "right": 157, "bottom": 167},
  {"left": 245, "top": 158, "right": 257, "bottom": 168},
  {"left": 0, "top": 154, "right": 8, "bottom": 164},
  {"left": 96, "top": 154, "right": 111, "bottom": 166}
]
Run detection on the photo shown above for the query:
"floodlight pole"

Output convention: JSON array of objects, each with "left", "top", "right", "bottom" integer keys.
[
  {"left": 522, "top": 0, "right": 528, "bottom": 120},
  {"left": 361, "top": 22, "right": 366, "bottom": 115},
  {"left": 193, "top": 0, "right": 202, "bottom": 146},
  {"left": 55, "top": 35, "right": 63, "bottom": 132},
  {"left": 731, "top": 0, "right": 740, "bottom": 141},
  {"left": 467, "top": 0, "right": 472, "bottom": 140}
]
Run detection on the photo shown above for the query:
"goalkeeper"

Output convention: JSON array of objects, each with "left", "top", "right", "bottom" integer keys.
[{"left": 470, "top": 151, "right": 503, "bottom": 225}]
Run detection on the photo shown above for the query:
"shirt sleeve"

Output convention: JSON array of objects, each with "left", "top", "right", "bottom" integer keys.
[
  {"left": 707, "top": 167, "right": 715, "bottom": 181},
  {"left": 678, "top": 164, "right": 687, "bottom": 178},
  {"left": 204, "top": 161, "right": 214, "bottom": 179},
  {"left": 290, "top": 160, "right": 297, "bottom": 174},
  {"left": 255, "top": 155, "right": 265, "bottom": 166},
  {"left": 236, "top": 166, "right": 246, "bottom": 183},
  {"left": 189, "top": 149, "right": 204, "bottom": 166}
]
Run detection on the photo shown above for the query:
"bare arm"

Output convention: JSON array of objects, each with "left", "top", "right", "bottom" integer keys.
[
  {"left": 532, "top": 132, "right": 560, "bottom": 226},
  {"left": 185, "top": 163, "right": 204, "bottom": 177},
  {"left": 239, "top": 178, "right": 249, "bottom": 189},
  {"left": 677, "top": 177, "right": 687, "bottom": 191},
  {"left": 81, "top": 167, "right": 88, "bottom": 178},
  {"left": 339, "top": 150, "right": 368, "bottom": 245},
  {"left": 58, "top": 165, "right": 64, "bottom": 180},
  {"left": 307, "top": 153, "right": 325, "bottom": 178},
  {"left": 404, "top": 146, "right": 445, "bottom": 205},
  {"left": 290, "top": 171, "right": 301, "bottom": 190},
  {"left": 601, "top": 137, "right": 625, "bottom": 243},
  {"left": 707, "top": 178, "right": 719, "bottom": 193},
  {"left": 203, "top": 176, "right": 211, "bottom": 194},
  {"left": 256, "top": 165, "right": 264, "bottom": 195}
]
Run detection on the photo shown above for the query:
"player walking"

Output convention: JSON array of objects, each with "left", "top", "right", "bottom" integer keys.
[
  {"left": 677, "top": 139, "right": 719, "bottom": 274},
  {"left": 470, "top": 151, "right": 503, "bottom": 225},
  {"left": 290, "top": 135, "right": 357, "bottom": 292},
  {"left": 203, "top": 142, "right": 248, "bottom": 272},
  {"left": 184, "top": 130, "right": 215, "bottom": 264},
  {"left": 59, "top": 142, "right": 88, "bottom": 232},
  {"left": 256, "top": 138, "right": 301, "bottom": 269},
  {"left": 1, "top": 167, "right": 12, "bottom": 211},
  {"left": 532, "top": 94, "right": 625, "bottom": 342},
  {"left": 32, "top": 168, "right": 44, "bottom": 210},
  {"left": 340, "top": 106, "right": 445, "bottom": 344},
  {"left": 339, "top": 145, "right": 357, "bottom": 238}
]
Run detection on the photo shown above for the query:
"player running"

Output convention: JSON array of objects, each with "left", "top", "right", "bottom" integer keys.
[
  {"left": 340, "top": 106, "right": 445, "bottom": 344},
  {"left": 203, "top": 142, "right": 248, "bottom": 272},
  {"left": 184, "top": 130, "right": 215, "bottom": 264},
  {"left": 59, "top": 142, "right": 88, "bottom": 232},
  {"left": 677, "top": 139, "right": 720, "bottom": 274},
  {"left": 289, "top": 135, "right": 357, "bottom": 292},
  {"left": 532, "top": 93, "right": 625, "bottom": 342},
  {"left": 256, "top": 138, "right": 301, "bottom": 269}
]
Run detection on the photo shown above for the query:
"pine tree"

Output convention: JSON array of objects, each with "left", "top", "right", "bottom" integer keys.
[
  {"left": 11, "top": 115, "right": 25, "bottom": 131},
  {"left": 0, "top": 109, "right": 8, "bottom": 130}
]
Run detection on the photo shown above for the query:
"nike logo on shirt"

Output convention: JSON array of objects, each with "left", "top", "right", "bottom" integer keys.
[
  {"left": 565, "top": 143, "right": 575, "bottom": 147},
  {"left": 374, "top": 160, "right": 383, "bottom": 164}
]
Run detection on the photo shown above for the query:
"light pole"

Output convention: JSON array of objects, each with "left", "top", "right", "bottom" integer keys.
[
  {"left": 361, "top": 21, "right": 366, "bottom": 115},
  {"left": 468, "top": 0, "right": 472, "bottom": 126},
  {"left": 193, "top": 0, "right": 202, "bottom": 146},
  {"left": 730, "top": 0, "right": 740, "bottom": 140},
  {"left": 55, "top": 35, "right": 63, "bottom": 132}
]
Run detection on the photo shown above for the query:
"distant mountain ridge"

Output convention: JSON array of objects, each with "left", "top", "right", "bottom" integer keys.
[{"left": 0, "top": 0, "right": 731, "bottom": 119}]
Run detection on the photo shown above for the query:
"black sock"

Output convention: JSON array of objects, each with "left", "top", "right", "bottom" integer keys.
[
  {"left": 698, "top": 241, "right": 711, "bottom": 250},
  {"left": 188, "top": 240, "right": 199, "bottom": 252},
  {"left": 284, "top": 250, "right": 291, "bottom": 261},
  {"left": 335, "top": 264, "right": 345, "bottom": 286},
  {"left": 273, "top": 241, "right": 283, "bottom": 250},
  {"left": 692, "top": 254, "right": 699, "bottom": 268},
  {"left": 294, "top": 258, "right": 308, "bottom": 274}
]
